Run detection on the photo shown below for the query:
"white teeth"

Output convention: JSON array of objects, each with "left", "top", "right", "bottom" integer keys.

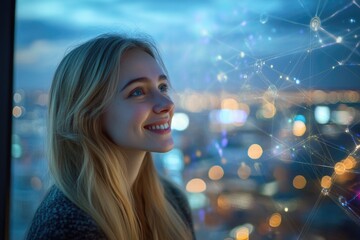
[{"left": 147, "top": 123, "right": 170, "bottom": 130}]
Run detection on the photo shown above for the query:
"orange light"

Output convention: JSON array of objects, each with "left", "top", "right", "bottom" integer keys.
[
  {"left": 293, "top": 175, "right": 307, "bottom": 189},
  {"left": 248, "top": 144, "right": 263, "bottom": 160},
  {"left": 186, "top": 178, "right": 206, "bottom": 193},
  {"left": 221, "top": 98, "right": 239, "bottom": 110},
  {"left": 321, "top": 175, "right": 332, "bottom": 189},
  {"left": 208, "top": 165, "right": 224, "bottom": 180},
  {"left": 269, "top": 213, "right": 282, "bottom": 228},
  {"left": 238, "top": 164, "right": 251, "bottom": 179},
  {"left": 292, "top": 120, "right": 306, "bottom": 137},
  {"left": 334, "top": 162, "right": 346, "bottom": 175},
  {"left": 236, "top": 227, "right": 249, "bottom": 240},
  {"left": 343, "top": 156, "right": 356, "bottom": 170}
]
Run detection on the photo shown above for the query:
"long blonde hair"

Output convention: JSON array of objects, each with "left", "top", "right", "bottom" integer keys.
[{"left": 48, "top": 33, "right": 192, "bottom": 239}]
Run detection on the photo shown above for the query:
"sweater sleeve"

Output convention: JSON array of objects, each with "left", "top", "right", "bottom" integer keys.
[
  {"left": 26, "top": 186, "right": 106, "bottom": 240},
  {"left": 161, "top": 177, "right": 196, "bottom": 239}
]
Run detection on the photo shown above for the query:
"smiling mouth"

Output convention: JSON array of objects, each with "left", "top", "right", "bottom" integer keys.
[{"left": 144, "top": 122, "right": 171, "bottom": 134}]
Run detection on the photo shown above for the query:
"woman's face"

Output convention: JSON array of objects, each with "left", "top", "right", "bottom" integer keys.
[{"left": 102, "top": 48, "right": 175, "bottom": 153}]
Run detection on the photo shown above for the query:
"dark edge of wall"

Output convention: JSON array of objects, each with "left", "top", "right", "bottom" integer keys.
[{"left": 0, "top": 0, "right": 15, "bottom": 239}]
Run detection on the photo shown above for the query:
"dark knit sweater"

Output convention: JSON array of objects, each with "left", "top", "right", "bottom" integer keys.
[{"left": 26, "top": 178, "right": 195, "bottom": 240}]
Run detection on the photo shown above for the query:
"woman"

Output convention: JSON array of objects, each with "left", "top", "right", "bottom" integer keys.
[{"left": 26, "top": 33, "right": 195, "bottom": 240}]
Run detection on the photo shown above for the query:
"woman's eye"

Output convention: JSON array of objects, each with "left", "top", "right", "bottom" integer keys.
[
  {"left": 129, "top": 88, "right": 145, "bottom": 97},
  {"left": 159, "top": 83, "right": 169, "bottom": 93}
]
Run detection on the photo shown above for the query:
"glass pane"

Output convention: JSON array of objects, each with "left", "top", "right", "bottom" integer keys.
[{"left": 11, "top": 0, "right": 360, "bottom": 239}]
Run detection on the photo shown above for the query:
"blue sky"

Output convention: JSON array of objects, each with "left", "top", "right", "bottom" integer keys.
[{"left": 14, "top": 0, "right": 360, "bottom": 91}]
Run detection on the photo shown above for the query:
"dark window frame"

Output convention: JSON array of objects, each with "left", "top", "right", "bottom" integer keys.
[{"left": 0, "top": 0, "right": 15, "bottom": 239}]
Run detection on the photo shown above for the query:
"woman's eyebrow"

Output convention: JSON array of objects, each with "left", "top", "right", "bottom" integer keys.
[{"left": 120, "top": 74, "right": 168, "bottom": 91}]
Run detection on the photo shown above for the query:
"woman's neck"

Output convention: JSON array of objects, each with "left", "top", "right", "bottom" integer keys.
[{"left": 121, "top": 149, "right": 147, "bottom": 186}]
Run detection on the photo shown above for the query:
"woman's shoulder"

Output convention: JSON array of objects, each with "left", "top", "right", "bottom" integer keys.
[
  {"left": 160, "top": 176, "right": 188, "bottom": 203},
  {"left": 25, "top": 185, "right": 106, "bottom": 240},
  {"left": 159, "top": 176, "right": 194, "bottom": 231}
]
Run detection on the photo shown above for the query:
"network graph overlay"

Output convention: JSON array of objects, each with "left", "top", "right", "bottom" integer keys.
[{"left": 179, "top": 1, "right": 360, "bottom": 239}]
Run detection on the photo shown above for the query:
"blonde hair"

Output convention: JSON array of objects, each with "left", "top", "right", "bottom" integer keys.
[{"left": 48, "top": 33, "right": 192, "bottom": 239}]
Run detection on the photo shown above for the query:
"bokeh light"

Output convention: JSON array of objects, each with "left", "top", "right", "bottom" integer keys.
[
  {"left": 321, "top": 176, "right": 332, "bottom": 189},
  {"left": 186, "top": 178, "right": 206, "bottom": 193},
  {"left": 208, "top": 165, "right": 224, "bottom": 180},
  {"left": 247, "top": 144, "right": 263, "bottom": 160},
  {"left": 293, "top": 175, "right": 307, "bottom": 189},
  {"left": 10, "top": 0, "right": 360, "bottom": 239},
  {"left": 292, "top": 121, "right": 306, "bottom": 137},
  {"left": 171, "top": 112, "right": 190, "bottom": 131},
  {"left": 269, "top": 213, "right": 282, "bottom": 228}
]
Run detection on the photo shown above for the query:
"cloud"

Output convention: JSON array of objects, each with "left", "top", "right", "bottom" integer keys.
[{"left": 15, "top": 39, "right": 71, "bottom": 66}]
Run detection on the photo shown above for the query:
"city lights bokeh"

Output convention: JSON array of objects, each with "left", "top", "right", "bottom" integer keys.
[{"left": 11, "top": 0, "right": 360, "bottom": 239}]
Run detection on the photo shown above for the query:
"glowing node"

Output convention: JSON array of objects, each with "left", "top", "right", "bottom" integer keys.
[
  {"left": 296, "top": 79, "right": 300, "bottom": 84},
  {"left": 217, "top": 72, "right": 228, "bottom": 82},
  {"left": 239, "top": 51, "right": 245, "bottom": 58},
  {"left": 321, "top": 188, "right": 330, "bottom": 196},
  {"left": 255, "top": 60, "right": 264, "bottom": 73},
  {"left": 260, "top": 13, "right": 269, "bottom": 24},
  {"left": 338, "top": 195, "right": 348, "bottom": 207},
  {"left": 336, "top": 37, "right": 343, "bottom": 43},
  {"left": 284, "top": 207, "right": 289, "bottom": 212},
  {"left": 310, "top": 16, "right": 321, "bottom": 31},
  {"left": 267, "top": 85, "right": 278, "bottom": 98}
]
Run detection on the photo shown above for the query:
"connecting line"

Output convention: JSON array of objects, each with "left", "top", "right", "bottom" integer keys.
[
  {"left": 348, "top": 192, "right": 360, "bottom": 204},
  {"left": 328, "top": 194, "right": 360, "bottom": 226},
  {"left": 322, "top": 1, "right": 354, "bottom": 22},
  {"left": 343, "top": 41, "right": 360, "bottom": 63},
  {"left": 353, "top": 0, "right": 360, "bottom": 8},
  {"left": 297, "top": 193, "right": 324, "bottom": 239},
  {"left": 297, "top": 0, "right": 313, "bottom": 18},
  {"left": 315, "top": 0, "right": 321, "bottom": 17}
]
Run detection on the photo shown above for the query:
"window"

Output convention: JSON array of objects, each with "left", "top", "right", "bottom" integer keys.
[{"left": 10, "top": 1, "right": 360, "bottom": 239}]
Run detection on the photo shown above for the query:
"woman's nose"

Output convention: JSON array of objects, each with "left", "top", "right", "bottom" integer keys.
[{"left": 153, "top": 93, "right": 174, "bottom": 114}]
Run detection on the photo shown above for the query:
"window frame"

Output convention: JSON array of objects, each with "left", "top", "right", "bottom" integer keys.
[{"left": 0, "top": 0, "right": 15, "bottom": 239}]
